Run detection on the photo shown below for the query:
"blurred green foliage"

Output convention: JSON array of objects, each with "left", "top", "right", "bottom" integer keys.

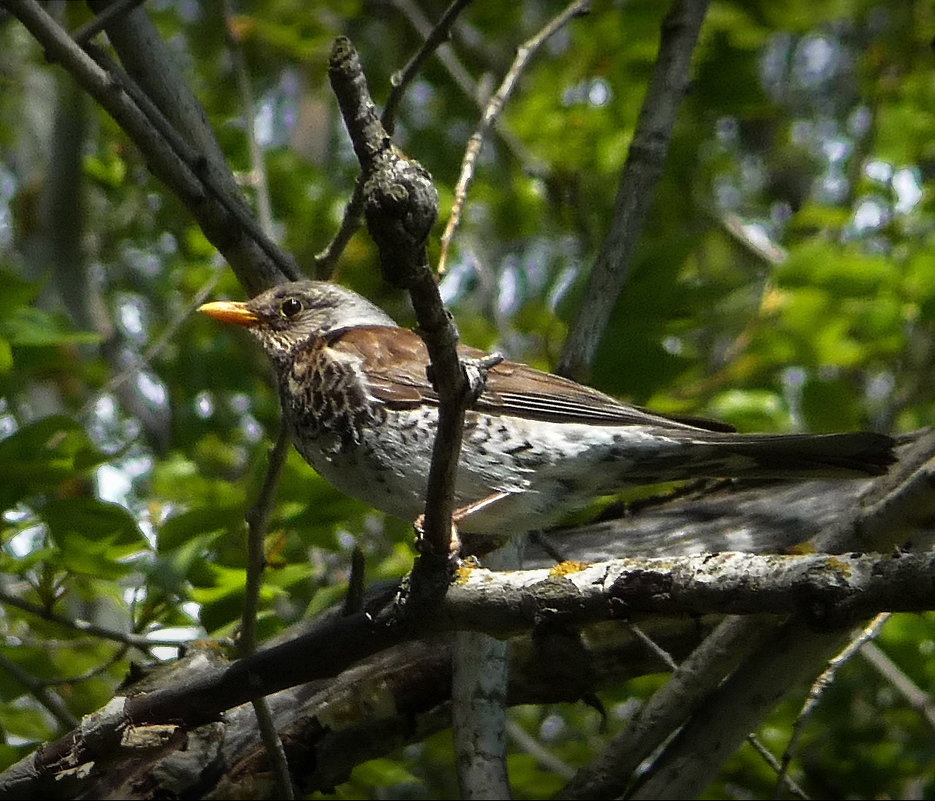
[{"left": 1, "top": 0, "right": 935, "bottom": 797}]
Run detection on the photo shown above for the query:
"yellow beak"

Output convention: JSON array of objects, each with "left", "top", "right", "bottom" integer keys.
[{"left": 198, "top": 301, "right": 261, "bottom": 328}]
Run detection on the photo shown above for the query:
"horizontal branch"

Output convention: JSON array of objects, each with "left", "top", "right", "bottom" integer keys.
[{"left": 446, "top": 550, "right": 935, "bottom": 632}]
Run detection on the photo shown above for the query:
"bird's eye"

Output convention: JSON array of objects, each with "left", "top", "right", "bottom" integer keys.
[{"left": 280, "top": 297, "right": 303, "bottom": 318}]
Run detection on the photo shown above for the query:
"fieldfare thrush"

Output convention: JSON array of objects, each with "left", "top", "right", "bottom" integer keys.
[{"left": 199, "top": 281, "right": 895, "bottom": 547}]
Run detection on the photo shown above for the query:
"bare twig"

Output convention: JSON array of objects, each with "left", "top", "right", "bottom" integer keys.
[
  {"left": 71, "top": 0, "right": 145, "bottom": 45},
  {"left": 238, "top": 426, "right": 296, "bottom": 800},
  {"left": 0, "top": 589, "right": 169, "bottom": 652},
  {"left": 314, "top": 0, "right": 474, "bottom": 278},
  {"left": 382, "top": 0, "right": 475, "bottom": 135},
  {"left": 240, "top": 425, "right": 290, "bottom": 656},
  {"left": 438, "top": 0, "right": 591, "bottom": 274},
  {"left": 389, "top": 0, "right": 542, "bottom": 172},
  {"left": 313, "top": 177, "right": 365, "bottom": 278},
  {"left": 745, "top": 734, "right": 809, "bottom": 800},
  {"left": 776, "top": 614, "right": 891, "bottom": 796},
  {"left": 78, "top": 272, "right": 221, "bottom": 420},
  {"left": 342, "top": 547, "right": 367, "bottom": 617},
  {"left": 43, "top": 644, "right": 132, "bottom": 687},
  {"left": 506, "top": 719, "right": 576, "bottom": 779},
  {"left": 251, "top": 695, "right": 296, "bottom": 799},
  {"left": 861, "top": 638, "right": 935, "bottom": 732},
  {"left": 626, "top": 622, "right": 678, "bottom": 671}
]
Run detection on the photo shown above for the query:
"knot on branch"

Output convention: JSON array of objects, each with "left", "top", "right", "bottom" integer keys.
[
  {"left": 328, "top": 35, "right": 439, "bottom": 289},
  {"left": 363, "top": 152, "right": 439, "bottom": 289}
]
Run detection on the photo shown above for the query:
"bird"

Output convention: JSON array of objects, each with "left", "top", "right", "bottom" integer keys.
[{"left": 199, "top": 280, "right": 896, "bottom": 552}]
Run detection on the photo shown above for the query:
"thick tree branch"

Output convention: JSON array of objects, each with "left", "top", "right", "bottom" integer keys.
[
  {"left": 3, "top": 428, "right": 933, "bottom": 799},
  {"left": 7, "top": 546, "right": 935, "bottom": 793}
]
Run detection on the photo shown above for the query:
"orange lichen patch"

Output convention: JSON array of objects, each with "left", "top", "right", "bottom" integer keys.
[
  {"left": 548, "top": 560, "right": 591, "bottom": 577},
  {"left": 825, "top": 555, "right": 853, "bottom": 577},
  {"left": 454, "top": 563, "right": 478, "bottom": 584}
]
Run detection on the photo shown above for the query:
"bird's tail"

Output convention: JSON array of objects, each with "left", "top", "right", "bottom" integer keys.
[{"left": 615, "top": 430, "right": 896, "bottom": 482}]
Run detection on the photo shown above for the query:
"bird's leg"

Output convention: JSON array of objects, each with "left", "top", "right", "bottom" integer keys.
[
  {"left": 413, "top": 512, "right": 462, "bottom": 560},
  {"left": 413, "top": 490, "right": 512, "bottom": 560},
  {"left": 452, "top": 490, "right": 512, "bottom": 523},
  {"left": 454, "top": 491, "right": 515, "bottom": 558}
]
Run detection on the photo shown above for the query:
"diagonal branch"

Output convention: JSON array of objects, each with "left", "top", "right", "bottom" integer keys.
[
  {"left": 1, "top": 0, "right": 298, "bottom": 295},
  {"left": 557, "top": 0, "right": 711, "bottom": 379}
]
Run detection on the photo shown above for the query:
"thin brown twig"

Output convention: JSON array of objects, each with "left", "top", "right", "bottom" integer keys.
[
  {"left": 861, "top": 639, "right": 935, "bottom": 731},
  {"left": 251, "top": 695, "right": 296, "bottom": 799},
  {"left": 746, "top": 734, "right": 809, "bottom": 801},
  {"left": 626, "top": 622, "right": 678, "bottom": 671},
  {"left": 389, "top": 0, "right": 542, "bottom": 172},
  {"left": 776, "top": 613, "right": 891, "bottom": 795},
  {"left": 42, "top": 644, "right": 131, "bottom": 686},
  {"left": 78, "top": 272, "right": 221, "bottom": 420},
  {"left": 438, "top": 0, "right": 591, "bottom": 274},
  {"left": 343, "top": 547, "right": 367, "bottom": 617},
  {"left": 240, "top": 424, "right": 290, "bottom": 656},
  {"left": 314, "top": 0, "right": 473, "bottom": 277},
  {"left": 313, "top": 177, "right": 364, "bottom": 278},
  {"left": 239, "top": 424, "right": 294, "bottom": 799}
]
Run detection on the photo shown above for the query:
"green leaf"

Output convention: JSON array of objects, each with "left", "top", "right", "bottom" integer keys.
[
  {"left": 0, "top": 338, "right": 12, "bottom": 374},
  {"left": 0, "top": 417, "right": 110, "bottom": 512},
  {"left": 157, "top": 506, "right": 242, "bottom": 552},
  {"left": 146, "top": 530, "right": 224, "bottom": 593},
  {"left": 41, "top": 498, "right": 148, "bottom": 577}
]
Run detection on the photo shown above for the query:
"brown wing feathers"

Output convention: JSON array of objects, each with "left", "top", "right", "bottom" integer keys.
[{"left": 324, "top": 326, "right": 734, "bottom": 432}]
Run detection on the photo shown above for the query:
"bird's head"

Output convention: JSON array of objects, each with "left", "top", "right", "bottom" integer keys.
[{"left": 199, "top": 280, "right": 396, "bottom": 361}]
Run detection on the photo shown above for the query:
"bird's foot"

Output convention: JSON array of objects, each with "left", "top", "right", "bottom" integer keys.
[{"left": 460, "top": 352, "right": 504, "bottom": 404}]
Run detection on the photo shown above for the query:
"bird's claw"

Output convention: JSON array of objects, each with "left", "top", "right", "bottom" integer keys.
[{"left": 461, "top": 351, "right": 504, "bottom": 404}]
